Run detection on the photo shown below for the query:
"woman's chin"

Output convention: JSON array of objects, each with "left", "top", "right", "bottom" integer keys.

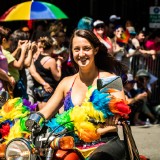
[{"left": 78, "top": 61, "right": 88, "bottom": 67}]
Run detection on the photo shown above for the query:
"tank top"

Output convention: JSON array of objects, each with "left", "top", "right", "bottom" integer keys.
[
  {"left": 64, "top": 72, "right": 100, "bottom": 111},
  {"left": 34, "top": 54, "right": 58, "bottom": 88}
]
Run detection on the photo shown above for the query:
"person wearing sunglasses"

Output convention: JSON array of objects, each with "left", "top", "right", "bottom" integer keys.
[{"left": 93, "top": 20, "right": 113, "bottom": 54}]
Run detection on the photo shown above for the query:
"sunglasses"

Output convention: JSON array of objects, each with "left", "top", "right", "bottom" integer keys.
[{"left": 95, "top": 24, "right": 105, "bottom": 29}]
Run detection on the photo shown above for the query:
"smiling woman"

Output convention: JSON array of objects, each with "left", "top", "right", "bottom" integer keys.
[{"left": 25, "top": 29, "right": 130, "bottom": 160}]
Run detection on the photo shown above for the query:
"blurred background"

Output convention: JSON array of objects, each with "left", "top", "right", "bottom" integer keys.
[{"left": 0, "top": 0, "right": 159, "bottom": 35}]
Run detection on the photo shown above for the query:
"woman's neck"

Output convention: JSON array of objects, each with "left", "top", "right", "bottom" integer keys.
[{"left": 78, "top": 66, "right": 99, "bottom": 86}]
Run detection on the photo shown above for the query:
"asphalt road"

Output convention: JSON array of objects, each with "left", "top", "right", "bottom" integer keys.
[{"left": 118, "top": 124, "right": 160, "bottom": 160}]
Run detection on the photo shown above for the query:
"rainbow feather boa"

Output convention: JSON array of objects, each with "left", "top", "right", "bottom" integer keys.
[
  {"left": 0, "top": 86, "right": 131, "bottom": 144},
  {"left": 0, "top": 98, "right": 37, "bottom": 144},
  {"left": 46, "top": 86, "right": 131, "bottom": 142}
]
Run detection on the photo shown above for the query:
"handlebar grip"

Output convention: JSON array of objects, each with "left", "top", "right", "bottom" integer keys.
[{"left": 25, "top": 112, "right": 45, "bottom": 132}]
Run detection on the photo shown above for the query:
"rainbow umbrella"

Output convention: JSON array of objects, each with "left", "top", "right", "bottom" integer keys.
[{"left": 0, "top": 1, "right": 68, "bottom": 21}]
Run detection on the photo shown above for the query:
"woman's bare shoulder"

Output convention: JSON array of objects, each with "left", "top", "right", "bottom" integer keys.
[
  {"left": 99, "top": 70, "right": 116, "bottom": 78},
  {"left": 59, "top": 74, "right": 78, "bottom": 89}
]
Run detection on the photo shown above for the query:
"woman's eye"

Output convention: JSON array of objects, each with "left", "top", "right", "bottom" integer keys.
[
  {"left": 83, "top": 46, "right": 92, "bottom": 51},
  {"left": 73, "top": 47, "right": 80, "bottom": 52}
]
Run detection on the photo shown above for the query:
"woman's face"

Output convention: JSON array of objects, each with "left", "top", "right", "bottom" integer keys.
[
  {"left": 37, "top": 41, "right": 44, "bottom": 52},
  {"left": 95, "top": 27, "right": 105, "bottom": 37},
  {"left": 3, "top": 38, "right": 12, "bottom": 49},
  {"left": 72, "top": 36, "right": 96, "bottom": 68},
  {"left": 114, "top": 27, "right": 124, "bottom": 38}
]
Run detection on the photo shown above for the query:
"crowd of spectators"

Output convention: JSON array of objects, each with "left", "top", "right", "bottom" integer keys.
[{"left": 0, "top": 14, "right": 160, "bottom": 126}]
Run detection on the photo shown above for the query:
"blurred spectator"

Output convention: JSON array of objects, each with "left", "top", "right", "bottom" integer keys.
[
  {"left": 130, "top": 30, "right": 156, "bottom": 60},
  {"left": 124, "top": 73, "right": 146, "bottom": 125},
  {"left": 77, "top": 16, "right": 93, "bottom": 30},
  {"left": 111, "top": 25, "right": 126, "bottom": 60},
  {"left": 32, "top": 36, "right": 62, "bottom": 110},
  {"left": 125, "top": 20, "right": 134, "bottom": 29},
  {"left": 93, "top": 20, "right": 113, "bottom": 54},
  {"left": 111, "top": 25, "right": 130, "bottom": 69},
  {"left": 8, "top": 29, "right": 31, "bottom": 99},
  {"left": 0, "top": 46, "right": 15, "bottom": 92},
  {"left": 28, "top": 38, "right": 52, "bottom": 104},
  {"left": 31, "top": 20, "right": 48, "bottom": 42},
  {"left": 20, "top": 25, "right": 31, "bottom": 39},
  {"left": 135, "top": 69, "right": 157, "bottom": 123},
  {"left": 145, "top": 29, "right": 160, "bottom": 54},
  {"left": 108, "top": 14, "right": 121, "bottom": 39},
  {"left": 107, "top": 21, "right": 115, "bottom": 39},
  {"left": 109, "top": 14, "right": 121, "bottom": 23},
  {"left": 0, "top": 26, "right": 29, "bottom": 98},
  {"left": 49, "top": 20, "right": 75, "bottom": 78}
]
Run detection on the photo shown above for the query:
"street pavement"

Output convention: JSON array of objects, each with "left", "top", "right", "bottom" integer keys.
[{"left": 118, "top": 124, "right": 160, "bottom": 160}]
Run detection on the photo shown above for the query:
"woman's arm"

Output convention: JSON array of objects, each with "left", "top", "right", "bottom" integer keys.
[
  {"left": 28, "top": 59, "right": 53, "bottom": 93},
  {"left": 24, "top": 42, "right": 37, "bottom": 67},
  {"left": 47, "top": 58, "right": 62, "bottom": 81},
  {"left": 11, "top": 41, "right": 29, "bottom": 70},
  {"left": 0, "top": 69, "right": 15, "bottom": 88}
]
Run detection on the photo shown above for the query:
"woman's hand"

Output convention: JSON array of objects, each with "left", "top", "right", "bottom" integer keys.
[
  {"left": 135, "top": 92, "right": 147, "bottom": 101},
  {"left": 43, "top": 83, "right": 53, "bottom": 93},
  {"left": 105, "top": 114, "right": 120, "bottom": 125},
  {"left": 9, "top": 76, "right": 16, "bottom": 89},
  {"left": 97, "top": 115, "right": 120, "bottom": 135}
]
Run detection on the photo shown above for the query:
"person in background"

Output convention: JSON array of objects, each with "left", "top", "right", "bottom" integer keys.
[
  {"left": 30, "top": 20, "right": 48, "bottom": 42},
  {"left": 20, "top": 25, "right": 31, "bottom": 39},
  {"left": 77, "top": 16, "right": 93, "bottom": 31},
  {"left": 0, "top": 26, "right": 29, "bottom": 98},
  {"left": 145, "top": 29, "right": 160, "bottom": 55},
  {"left": 93, "top": 20, "right": 113, "bottom": 54},
  {"left": 0, "top": 46, "right": 15, "bottom": 92},
  {"left": 107, "top": 15, "right": 121, "bottom": 39},
  {"left": 111, "top": 25, "right": 131, "bottom": 69},
  {"left": 49, "top": 20, "right": 75, "bottom": 78},
  {"left": 8, "top": 29, "right": 32, "bottom": 99},
  {"left": 124, "top": 73, "right": 146, "bottom": 125},
  {"left": 32, "top": 29, "right": 129, "bottom": 160},
  {"left": 130, "top": 30, "right": 156, "bottom": 60},
  {"left": 135, "top": 69, "right": 157, "bottom": 123},
  {"left": 109, "top": 15, "right": 121, "bottom": 24},
  {"left": 32, "top": 36, "right": 63, "bottom": 110}
]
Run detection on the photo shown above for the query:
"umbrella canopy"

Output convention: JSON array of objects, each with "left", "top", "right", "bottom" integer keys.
[{"left": 0, "top": 1, "right": 68, "bottom": 21}]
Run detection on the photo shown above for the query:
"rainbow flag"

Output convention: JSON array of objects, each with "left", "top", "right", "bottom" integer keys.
[{"left": 117, "top": 29, "right": 130, "bottom": 44}]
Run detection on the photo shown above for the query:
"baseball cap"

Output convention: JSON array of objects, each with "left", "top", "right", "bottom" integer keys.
[
  {"left": 93, "top": 20, "right": 105, "bottom": 28},
  {"left": 109, "top": 15, "right": 121, "bottom": 22},
  {"left": 127, "top": 73, "right": 136, "bottom": 83},
  {"left": 136, "top": 69, "right": 150, "bottom": 78}
]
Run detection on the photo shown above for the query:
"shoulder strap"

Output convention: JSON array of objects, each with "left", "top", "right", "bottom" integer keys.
[
  {"left": 42, "top": 57, "right": 52, "bottom": 66},
  {"left": 71, "top": 76, "right": 77, "bottom": 88}
]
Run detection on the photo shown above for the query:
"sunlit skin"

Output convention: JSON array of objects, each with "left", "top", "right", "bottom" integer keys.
[
  {"left": 114, "top": 27, "right": 124, "bottom": 39},
  {"left": 38, "top": 32, "right": 126, "bottom": 135},
  {"left": 137, "top": 33, "right": 145, "bottom": 43},
  {"left": 72, "top": 36, "right": 98, "bottom": 70},
  {"left": 95, "top": 27, "right": 105, "bottom": 38}
]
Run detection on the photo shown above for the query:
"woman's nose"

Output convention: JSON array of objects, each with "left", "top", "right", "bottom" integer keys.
[{"left": 79, "top": 49, "right": 85, "bottom": 57}]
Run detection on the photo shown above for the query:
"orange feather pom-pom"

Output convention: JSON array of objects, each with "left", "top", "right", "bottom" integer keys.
[{"left": 109, "top": 99, "right": 131, "bottom": 118}]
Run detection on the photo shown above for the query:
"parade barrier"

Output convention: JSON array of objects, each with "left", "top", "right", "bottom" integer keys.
[{"left": 130, "top": 54, "right": 160, "bottom": 105}]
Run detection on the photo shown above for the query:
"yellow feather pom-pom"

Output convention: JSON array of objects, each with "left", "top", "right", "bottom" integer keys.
[{"left": 4, "top": 120, "right": 28, "bottom": 144}]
